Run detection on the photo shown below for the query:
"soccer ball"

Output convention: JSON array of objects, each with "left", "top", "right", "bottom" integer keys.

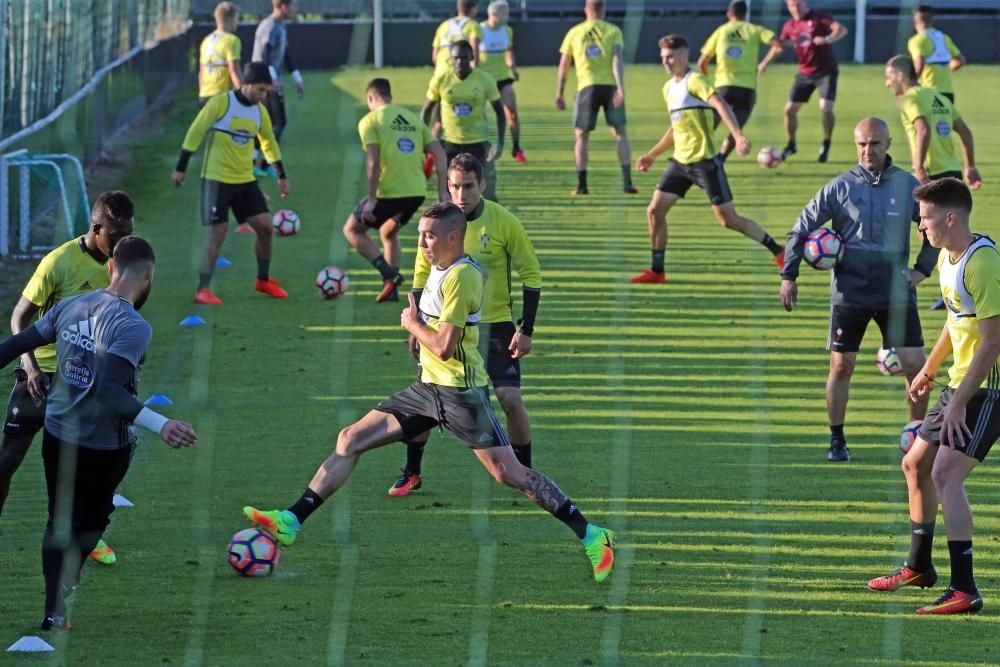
[
  {"left": 227, "top": 527, "right": 280, "bottom": 577},
  {"left": 316, "top": 266, "right": 349, "bottom": 299},
  {"left": 272, "top": 209, "right": 300, "bottom": 236},
  {"left": 900, "top": 419, "right": 923, "bottom": 454},
  {"left": 756, "top": 146, "right": 782, "bottom": 169},
  {"left": 876, "top": 347, "right": 904, "bottom": 376},
  {"left": 803, "top": 227, "right": 844, "bottom": 270}
]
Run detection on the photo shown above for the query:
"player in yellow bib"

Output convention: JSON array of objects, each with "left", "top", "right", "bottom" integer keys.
[
  {"left": 631, "top": 34, "right": 785, "bottom": 284},
  {"left": 343, "top": 78, "right": 448, "bottom": 303},
  {"left": 431, "top": 0, "right": 483, "bottom": 76},
  {"left": 243, "top": 202, "right": 617, "bottom": 585},
  {"left": 198, "top": 2, "right": 242, "bottom": 104},
  {"left": 172, "top": 62, "right": 291, "bottom": 305},
  {"left": 868, "top": 178, "right": 1000, "bottom": 616},
  {"left": 556, "top": 0, "right": 635, "bottom": 195},
  {"left": 480, "top": 1, "right": 526, "bottom": 163},
  {"left": 1, "top": 191, "right": 134, "bottom": 565},
  {"left": 908, "top": 4, "right": 964, "bottom": 103},
  {"left": 696, "top": 1, "right": 779, "bottom": 158}
]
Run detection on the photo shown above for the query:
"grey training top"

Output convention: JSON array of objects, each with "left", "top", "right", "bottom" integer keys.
[
  {"left": 34, "top": 290, "right": 152, "bottom": 450},
  {"left": 781, "top": 159, "right": 940, "bottom": 309},
  {"left": 253, "top": 15, "right": 293, "bottom": 78}
]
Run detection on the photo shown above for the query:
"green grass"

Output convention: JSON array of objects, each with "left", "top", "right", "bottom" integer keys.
[{"left": 2, "top": 63, "right": 1000, "bottom": 665}]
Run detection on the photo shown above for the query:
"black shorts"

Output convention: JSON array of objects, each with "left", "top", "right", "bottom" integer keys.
[
  {"left": 3, "top": 370, "right": 52, "bottom": 437},
  {"left": 495, "top": 78, "right": 515, "bottom": 91},
  {"left": 480, "top": 321, "right": 521, "bottom": 388},
  {"left": 201, "top": 179, "right": 269, "bottom": 225},
  {"left": 930, "top": 170, "right": 962, "bottom": 181},
  {"left": 789, "top": 68, "right": 839, "bottom": 103},
  {"left": 573, "top": 84, "right": 626, "bottom": 131},
  {"left": 827, "top": 302, "right": 923, "bottom": 353},
  {"left": 374, "top": 382, "right": 511, "bottom": 449},
  {"left": 919, "top": 387, "right": 1000, "bottom": 462},
  {"left": 656, "top": 157, "right": 733, "bottom": 205},
  {"left": 352, "top": 196, "right": 425, "bottom": 230},
  {"left": 442, "top": 140, "right": 490, "bottom": 166},
  {"left": 716, "top": 86, "right": 757, "bottom": 128}
]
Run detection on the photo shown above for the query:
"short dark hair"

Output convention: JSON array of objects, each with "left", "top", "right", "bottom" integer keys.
[
  {"left": 112, "top": 236, "right": 156, "bottom": 271},
  {"left": 450, "top": 39, "right": 474, "bottom": 57},
  {"left": 366, "top": 77, "right": 391, "bottom": 99},
  {"left": 729, "top": 1, "right": 748, "bottom": 20},
  {"left": 887, "top": 54, "right": 918, "bottom": 82},
  {"left": 448, "top": 153, "right": 485, "bottom": 182},
  {"left": 658, "top": 34, "right": 689, "bottom": 50},
  {"left": 458, "top": 0, "right": 478, "bottom": 12},
  {"left": 913, "top": 178, "right": 973, "bottom": 215},
  {"left": 91, "top": 191, "right": 134, "bottom": 228},
  {"left": 243, "top": 61, "right": 272, "bottom": 85},
  {"left": 421, "top": 201, "right": 467, "bottom": 235},
  {"left": 914, "top": 4, "right": 933, "bottom": 23}
]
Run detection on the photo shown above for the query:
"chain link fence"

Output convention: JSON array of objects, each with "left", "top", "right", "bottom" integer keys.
[{"left": 1, "top": 0, "right": 191, "bottom": 139}]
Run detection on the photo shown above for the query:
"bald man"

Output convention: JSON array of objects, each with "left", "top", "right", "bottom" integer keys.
[{"left": 780, "top": 117, "right": 939, "bottom": 462}]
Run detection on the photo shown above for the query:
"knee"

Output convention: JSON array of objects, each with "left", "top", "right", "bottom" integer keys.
[
  {"left": 901, "top": 453, "right": 923, "bottom": 481},
  {"left": 492, "top": 464, "right": 520, "bottom": 488},
  {"left": 784, "top": 103, "right": 798, "bottom": 116},
  {"left": 335, "top": 426, "right": 357, "bottom": 457},
  {"left": 716, "top": 211, "right": 741, "bottom": 230},
  {"left": 930, "top": 464, "right": 960, "bottom": 494},
  {"left": 495, "top": 391, "right": 523, "bottom": 417},
  {"left": 829, "top": 360, "right": 855, "bottom": 381}
]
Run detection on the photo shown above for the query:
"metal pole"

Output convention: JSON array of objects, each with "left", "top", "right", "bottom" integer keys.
[
  {"left": 854, "top": 0, "right": 866, "bottom": 63},
  {"left": 373, "top": 0, "right": 383, "bottom": 68},
  {"left": 0, "top": 0, "right": 7, "bottom": 137}
]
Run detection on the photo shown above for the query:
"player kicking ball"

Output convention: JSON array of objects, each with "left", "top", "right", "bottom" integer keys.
[{"left": 244, "top": 202, "right": 616, "bottom": 582}]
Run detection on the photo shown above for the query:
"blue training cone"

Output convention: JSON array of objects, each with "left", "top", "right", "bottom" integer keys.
[
  {"left": 216, "top": 257, "right": 232, "bottom": 267},
  {"left": 144, "top": 394, "right": 173, "bottom": 406},
  {"left": 179, "top": 315, "right": 206, "bottom": 327}
]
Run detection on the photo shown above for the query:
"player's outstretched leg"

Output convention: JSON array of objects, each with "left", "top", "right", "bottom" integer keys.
[
  {"left": 630, "top": 190, "right": 674, "bottom": 284},
  {"left": 711, "top": 203, "right": 785, "bottom": 269}
]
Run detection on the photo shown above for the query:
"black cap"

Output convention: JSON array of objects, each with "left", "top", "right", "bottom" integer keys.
[{"left": 243, "top": 62, "right": 272, "bottom": 85}]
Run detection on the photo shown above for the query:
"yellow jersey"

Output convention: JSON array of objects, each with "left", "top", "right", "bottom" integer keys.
[
  {"left": 559, "top": 19, "right": 624, "bottom": 90},
  {"left": 700, "top": 20, "right": 775, "bottom": 90},
  {"left": 432, "top": 17, "right": 483, "bottom": 76},
  {"left": 418, "top": 257, "right": 487, "bottom": 388},
  {"left": 198, "top": 30, "right": 241, "bottom": 98},
  {"left": 426, "top": 68, "right": 500, "bottom": 145},
  {"left": 664, "top": 70, "right": 718, "bottom": 164},
  {"left": 897, "top": 86, "right": 962, "bottom": 176},
  {"left": 21, "top": 237, "right": 112, "bottom": 373},
  {"left": 907, "top": 29, "right": 962, "bottom": 95},
  {"left": 181, "top": 91, "right": 281, "bottom": 184},
  {"left": 938, "top": 235, "right": 1000, "bottom": 389},
  {"left": 413, "top": 200, "right": 541, "bottom": 324},
  {"left": 359, "top": 103, "right": 435, "bottom": 199}
]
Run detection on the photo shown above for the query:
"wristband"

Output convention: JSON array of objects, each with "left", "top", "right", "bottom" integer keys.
[
  {"left": 268, "top": 65, "right": 279, "bottom": 81},
  {"left": 135, "top": 407, "right": 169, "bottom": 435},
  {"left": 291, "top": 70, "right": 304, "bottom": 85}
]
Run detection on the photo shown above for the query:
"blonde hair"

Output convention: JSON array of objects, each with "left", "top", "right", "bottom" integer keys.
[
  {"left": 488, "top": 0, "right": 509, "bottom": 17},
  {"left": 214, "top": 1, "right": 238, "bottom": 25}
]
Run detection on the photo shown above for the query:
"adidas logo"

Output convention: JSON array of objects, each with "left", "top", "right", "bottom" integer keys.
[
  {"left": 727, "top": 30, "right": 745, "bottom": 40},
  {"left": 78, "top": 281, "right": 92, "bottom": 291},
  {"left": 391, "top": 114, "right": 416, "bottom": 132},
  {"left": 61, "top": 317, "right": 97, "bottom": 352},
  {"left": 932, "top": 96, "right": 946, "bottom": 109}
]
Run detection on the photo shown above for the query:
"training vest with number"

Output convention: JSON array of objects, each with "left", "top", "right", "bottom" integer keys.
[
  {"left": 940, "top": 235, "right": 996, "bottom": 317},
  {"left": 923, "top": 29, "right": 952, "bottom": 65},
  {"left": 420, "top": 256, "right": 483, "bottom": 326}
]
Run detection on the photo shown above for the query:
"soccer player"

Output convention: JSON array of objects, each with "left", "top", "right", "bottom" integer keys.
[
  {"left": 432, "top": 0, "right": 482, "bottom": 76},
  {"left": 0, "top": 236, "right": 198, "bottom": 630},
  {"left": 422, "top": 40, "right": 505, "bottom": 201},
  {"left": 630, "top": 34, "right": 785, "bottom": 284},
  {"left": 480, "top": 1, "right": 526, "bottom": 163},
  {"left": 556, "top": 0, "right": 636, "bottom": 195},
  {"left": 884, "top": 55, "right": 981, "bottom": 188},
  {"left": 344, "top": 77, "right": 448, "bottom": 303},
  {"left": 172, "top": 62, "right": 291, "bottom": 305},
  {"left": 252, "top": 0, "right": 304, "bottom": 176},
  {"left": 197, "top": 2, "right": 242, "bottom": 106},
  {"left": 867, "top": 178, "right": 999, "bottom": 615},
  {"left": 696, "top": 1, "right": 780, "bottom": 158},
  {"left": 780, "top": 117, "right": 938, "bottom": 462},
  {"left": 244, "top": 202, "right": 615, "bottom": 583},
  {"left": 388, "top": 153, "right": 541, "bottom": 496},
  {"left": 761, "top": 0, "right": 848, "bottom": 163},
  {"left": 908, "top": 4, "right": 964, "bottom": 103},
  {"left": 1, "top": 192, "right": 134, "bottom": 566}
]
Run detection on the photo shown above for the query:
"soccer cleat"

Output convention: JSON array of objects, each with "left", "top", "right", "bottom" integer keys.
[
  {"left": 827, "top": 437, "right": 850, "bottom": 462},
  {"left": 512, "top": 148, "right": 527, "bottom": 163},
  {"left": 571, "top": 186, "right": 589, "bottom": 196},
  {"left": 235, "top": 223, "right": 253, "bottom": 233},
  {"left": 40, "top": 615, "right": 71, "bottom": 631},
  {"left": 255, "top": 278, "right": 288, "bottom": 299},
  {"left": 818, "top": 143, "right": 831, "bottom": 163},
  {"left": 781, "top": 143, "right": 797, "bottom": 161},
  {"left": 387, "top": 470, "right": 423, "bottom": 497},
  {"left": 582, "top": 525, "right": 616, "bottom": 583},
  {"left": 774, "top": 246, "right": 786, "bottom": 271},
  {"left": 628, "top": 268, "right": 666, "bottom": 284},
  {"left": 194, "top": 288, "right": 223, "bottom": 305},
  {"left": 867, "top": 563, "right": 937, "bottom": 591},
  {"left": 243, "top": 506, "right": 300, "bottom": 547},
  {"left": 88, "top": 539, "right": 117, "bottom": 565},
  {"left": 376, "top": 274, "right": 404, "bottom": 303},
  {"left": 916, "top": 587, "right": 983, "bottom": 615},
  {"left": 624, "top": 185, "right": 639, "bottom": 194},
  {"left": 422, "top": 153, "right": 436, "bottom": 179}
]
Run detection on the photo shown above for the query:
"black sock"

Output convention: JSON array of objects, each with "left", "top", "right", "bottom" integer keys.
[
  {"left": 651, "top": 249, "right": 665, "bottom": 274},
  {"left": 621, "top": 164, "right": 633, "bottom": 188},
  {"left": 947, "top": 540, "right": 976, "bottom": 593},
  {"left": 512, "top": 139, "right": 520, "bottom": 153},
  {"left": 370, "top": 254, "right": 397, "bottom": 281},
  {"left": 822, "top": 139, "right": 831, "bottom": 149},
  {"left": 761, "top": 233, "right": 783, "bottom": 256},
  {"left": 511, "top": 441, "right": 532, "bottom": 468},
  {"left": 404, "top": 439, "right": 426, "bottom": 475},
  {"left": 785, "top": 140, "right": 797, "bottom": 151},
  {"left": 554, "top": 499, "right": 589, "bottom": 539},
  {"left": 287, "top": 487, "right": 325, "bottom": 525},
  {"left": 256, "top": 259, "right": 270, "bottom": 281},
  {"left": 42, "top": 543, "right": 65, "bottom": 617},
  {"left": 577, "top": 170, "right": 587, "bottom": 190},
  {"left": 830, "top": 424, "right": 845, "bottom": 440},
  {"left": 907, "top": 521, "right": 935, "bottom": 571},
  {"left": 198, "top": 272, "right": 213, "bottom": 290}
]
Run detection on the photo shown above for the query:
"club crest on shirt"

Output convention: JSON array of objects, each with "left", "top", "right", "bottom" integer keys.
[
  {"left": 453, "top": 102, "right": 473, "bottom": 117},
  {"left": 397, "top": 137, "right": 415, "bottom": 154}
]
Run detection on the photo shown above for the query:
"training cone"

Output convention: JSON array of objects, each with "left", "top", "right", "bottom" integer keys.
[
  {"left": 216, "top": 257, "right": 232, "bottom": 267},
  {"left": 7, "top": 637, "right": 54, "bottom": 653},
  {"left": 144, "top": 394, "right": 173, "bottom": 406},
  {"left": 112, "top": 494, "right": 134, "bottom": 507},
  {"left": 179, "top": 315, "right": 206, "bottom": 327}
]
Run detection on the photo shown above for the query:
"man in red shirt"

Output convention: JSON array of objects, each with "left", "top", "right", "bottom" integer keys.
[{"left": 763, "top": 0, "right": 848, "bottom": 163}]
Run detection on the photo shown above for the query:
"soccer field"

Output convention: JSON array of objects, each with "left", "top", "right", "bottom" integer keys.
[{"left": 2, "top": 63, "right": 1000, "bottom": 665}]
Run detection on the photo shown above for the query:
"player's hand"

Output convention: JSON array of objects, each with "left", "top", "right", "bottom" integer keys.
[
  {"left": 555, "top": 94, "right": 565, "bottom": 111},
  {"left": 635, "top": 154, "right": 655, "bottom": 172},
  {"left": 907, "top": 369, "right": 934, "bottom": 402},
  {"left": 812, "top": 36, "right": 829, "bottom": 46},
  {"left": 966, "top": 166, "right": 982, "bottom": 190},
  {"left": 400, "top": 293, "right": 420, "bottom": 331},
  {"left": 278, "top": 178, "right": 290, "bottom": 198},
  {"left": 914, "top": 166, "right": 930, "bottom": 184},
  {"left": 757, "top": 63, "right": 768, "bottom": 77},
  {"left": 612, "top": 88, "right": 624, "bottom": 108},
  {"left": 940, "top": 400, "right": 972, "bottom": 449},
  {"left": 780, "top": 279, "right": 798, "bottom": 312},
  {"left": 509, "top": 331, "right": 532, "bottom": 359},
  {"left": 905, "top": 268, "right": 927, "bottom": 289},
  {"left": 408, "top": 333, "right": 420, "bottom": 360},
  {"left": 487, "top": 142, "right": 503, "bottom": 162},
  {"left": 171, "top": 171, "right": 186, "bottom": 188},
  {"left": 733, "top": 134, "right": 751, "bottom": 156},
  {"left": 25, "top": 369, "right": 50, "bottom": 403},
  {"left": 295, "top": 81, "right": 305, "bottom": 99},
  {"left": 160, "top": 420, "right": 197, "bottom": 448}
]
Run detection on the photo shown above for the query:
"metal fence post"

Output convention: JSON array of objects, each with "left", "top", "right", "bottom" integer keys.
[{"left": 854, "top": 0, "right": 866, "bottom": 63}]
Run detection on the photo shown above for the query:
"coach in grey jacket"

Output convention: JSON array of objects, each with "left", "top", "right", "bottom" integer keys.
[{"left": 780, "top": 117, "right": 938, "bottom": 462}]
